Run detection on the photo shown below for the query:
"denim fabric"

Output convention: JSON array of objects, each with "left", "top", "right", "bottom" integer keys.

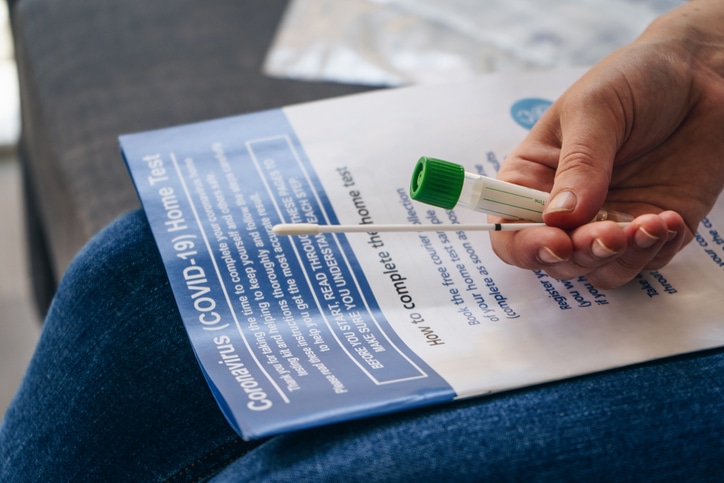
[
  {"left": 2, "top": 209, "right": 724, "bottom": 481},
  {"left": 0, "top": 210, "right": 259, "bottom": 481}
]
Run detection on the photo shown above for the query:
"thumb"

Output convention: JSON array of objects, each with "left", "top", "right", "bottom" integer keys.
[{"left": 543, "top": 100, "right": 623, "bottom": 229}]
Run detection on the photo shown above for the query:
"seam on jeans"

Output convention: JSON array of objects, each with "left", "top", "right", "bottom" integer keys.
[{"left": 165, "top": 437, "right": 246, "bottom": 483}]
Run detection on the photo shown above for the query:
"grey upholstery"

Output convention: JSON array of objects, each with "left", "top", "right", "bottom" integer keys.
[{"left": 10, "top": 0, "right": 374, "bottom": 314}]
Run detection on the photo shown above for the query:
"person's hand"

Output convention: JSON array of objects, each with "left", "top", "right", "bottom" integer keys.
[{"left": 490, "top": 0, "right": 724, "bottom": 289}]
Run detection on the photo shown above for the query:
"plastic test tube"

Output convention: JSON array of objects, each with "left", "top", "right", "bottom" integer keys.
[{"left": 409, "top": 157, "right": 633, "bottom": 223}]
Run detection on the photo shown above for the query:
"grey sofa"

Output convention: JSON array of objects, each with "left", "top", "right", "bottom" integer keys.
[{"left": 8, "top": 0, "right": 374, "bottom": 315}]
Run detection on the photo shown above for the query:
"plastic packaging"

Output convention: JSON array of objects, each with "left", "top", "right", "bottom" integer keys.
[
  {"left": 264, "top": 0, "right": 684, "bottom": 87},
  {"left": 409, "top": 156, "right": 633, "bottom": 223}
]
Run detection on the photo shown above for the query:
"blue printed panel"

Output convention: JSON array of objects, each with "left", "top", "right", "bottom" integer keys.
[
  {"left": 248, "top": 136, "right": 427, "bottom": 384},
  {"left": 120, "top": 109, "right": 454, "bottom": 439}
]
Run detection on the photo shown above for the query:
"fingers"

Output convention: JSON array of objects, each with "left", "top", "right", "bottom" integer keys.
[
  {"left": 582, "top": 214, "right": 683, "bottom": 289},
  {"left": 637, "top": 211, "right": 688, "bottom": 271},
  {"left": 542, "top": 71, "right": 631, "bottom": 229},
  {"left": 491, "top": 224, "right": 572, "bottom": 270},
  {"left": 499, "top": 73, "right": 630, "bottom": 230},
  {"left": 490, "top": 213, "right": 687, "bottom": 289}
]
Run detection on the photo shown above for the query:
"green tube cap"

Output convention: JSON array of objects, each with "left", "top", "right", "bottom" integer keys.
[{"left": 409, "top": 157, "right": 465, "bottom": 210}]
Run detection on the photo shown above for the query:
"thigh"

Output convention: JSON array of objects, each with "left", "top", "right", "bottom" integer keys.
[
  {"left": 217, "top": 347, "right": 724, "bottom": 482},
  {"left": 7, "top": 210, "right": 721, "bottom": 482},
  {"left": 0, "top": 210, "right": 262, "bottom": 482}
]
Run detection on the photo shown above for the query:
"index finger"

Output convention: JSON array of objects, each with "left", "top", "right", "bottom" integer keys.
[{"left": 490, "top": 224, "right": 572, "bottom": 270}]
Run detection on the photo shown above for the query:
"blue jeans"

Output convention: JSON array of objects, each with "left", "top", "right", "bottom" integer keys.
[{"left": 1, "top": 209, "right": 723, "bottom": 481}]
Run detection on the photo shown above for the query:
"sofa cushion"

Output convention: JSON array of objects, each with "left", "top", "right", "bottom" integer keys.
[{"left": 12, "top": 0, "right": 373, "bottom": 311}]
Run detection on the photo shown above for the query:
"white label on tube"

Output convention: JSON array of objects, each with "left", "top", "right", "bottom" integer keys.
[{"left": 472, "top": 177, "right": 548, "bottom": 222}]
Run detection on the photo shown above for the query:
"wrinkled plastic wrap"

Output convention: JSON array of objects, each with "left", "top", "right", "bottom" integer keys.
[{"left": 263, "top": 0, "right": 683, "bottom": 86}]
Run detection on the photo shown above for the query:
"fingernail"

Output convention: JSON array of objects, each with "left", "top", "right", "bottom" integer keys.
[
  {"left": 635, "top": 226, "right": 660, "bottom": 249},
  {"left": 592, "top": 238, "right": 617, "bottom": 258},
  {"left": 667, "top": 230, "right": 678, "bottom": 242},
  {"left": 538, "top": 246, "right": 566, "bottom": 264},
  {"left": 546, "top": 190, "right": 577, "bottom": 214}
]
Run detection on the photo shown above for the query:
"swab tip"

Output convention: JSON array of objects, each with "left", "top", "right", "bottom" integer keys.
[{"left": 272, "top": 223, "right": 318, "bottom": 236}]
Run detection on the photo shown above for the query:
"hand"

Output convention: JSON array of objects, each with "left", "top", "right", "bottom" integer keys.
[{"left": 490, "top": 0, "right": 724, "bottom": 289}]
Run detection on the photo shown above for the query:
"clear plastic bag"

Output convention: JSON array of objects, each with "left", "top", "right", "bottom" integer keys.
[{"left": 263, "top": 0, "right": 683, "bottom": 86}]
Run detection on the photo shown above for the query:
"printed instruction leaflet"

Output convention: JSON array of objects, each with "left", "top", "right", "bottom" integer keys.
[{"left": 120, "top": 68, "right": 724, "bottom": 440}]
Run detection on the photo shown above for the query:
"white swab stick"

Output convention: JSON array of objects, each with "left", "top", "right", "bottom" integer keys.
[{"left": 272, "top": 222, "right": 549, "bottom": 236}]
